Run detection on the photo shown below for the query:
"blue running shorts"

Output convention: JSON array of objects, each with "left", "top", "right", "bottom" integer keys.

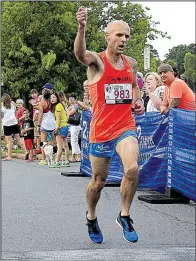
[
  {"left": 90, "top": 130, "right": 138, "bottom": 158},
  {"left": 58, "top": 126, "right": 69, "bottom": 138},
  {"left": 47, "top": 132, "right": 53, "bottom": 142}
]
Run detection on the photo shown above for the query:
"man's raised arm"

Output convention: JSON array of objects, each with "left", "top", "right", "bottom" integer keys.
[{"left": 74, "top": 7, "right": 97, "bottom": 66}]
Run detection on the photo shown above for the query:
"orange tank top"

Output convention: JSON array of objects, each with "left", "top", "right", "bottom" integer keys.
[{"left": 89, "top": 52, "right": 136, "bottom": 143}]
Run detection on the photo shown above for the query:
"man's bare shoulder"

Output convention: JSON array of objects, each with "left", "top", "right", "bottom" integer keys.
[
  {"left": 124, "top": 55, "right": 137, "bottom": 71},
  {"left": 124, "top": 56, "right": 137, "bottom": 65},
  {"left": 171, "top": 78, "right": 186, "bottom": 88}
]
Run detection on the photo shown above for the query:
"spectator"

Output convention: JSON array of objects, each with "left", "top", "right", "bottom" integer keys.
[
  {"left": 1, "top": 94, "right": 26, "bottom": 161},
  {"left": 77, "top": 92, "right": 91, "bottom": 111},
  {"left": 29, "top": 89, "right": 41, "bottom": 154},
  {"left": 21, "top": 109, "right": 34, "bottom": 162},
  {"left": 37, "top": 88, "right": 56, "bottom": 165},
  {"left": 137, "top": 73, "right": 149, "bottom": 111},
  {"left": 58, "top": 91, "right": 68, "bottom": 109},
  {"left": 67, "top": 93, "right": 81, "bottom": 162},
  {"left": 137, "top": 72, "right": 144, "bottom": 90},
  {"left": 15, "top": 99, "right": 26, "bottom": 150},
  {"left": 158, "top": 63, "right": 195, "bottom": 113},
  {"left": 141, "top": 84, "right": 149, "bottom": 112},
  {"left": 15, "top": 99, "right": 25, "bottom": 127},
  {"left": 83, "top": 92, "right": 90, "bottom": 105},
  {"left": 43, "top": 82, "right": 54, "bottom": 94},
  {"left": 29, "top": 89, "right": 40, "bottom": 110},
  {"left": 32, "top": 108, "right": 41, "bottom": 155},
  {"left": 144, "top": 72, "right": 165, "bottom": 112},
  {"left": 83, "top": 80, "right": 89, "bottom": 95},
  {"left": 50, "top": 92, "right": 70, "bottom": 168}
]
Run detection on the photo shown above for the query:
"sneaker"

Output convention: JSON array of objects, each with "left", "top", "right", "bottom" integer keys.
[
  {"left": 49, "top": 162, "right": 61, "bottom": 168},
  {"left": 86, "top": 212, "right": 103, "bottom": 244},
  {"left": 61, "top": 161, "right": 70, "bottom": 167},
  {"left": 116, "top": 212, "right": 138, "bottom": 243},
  {"left": 38, "top": 160, "right": 48, "bottom": 165}
]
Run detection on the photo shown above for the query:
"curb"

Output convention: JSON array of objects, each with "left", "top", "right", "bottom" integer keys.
[
  {"left": 1, "top": 152, "right": 73, "bottom": 161},
  {"left": 1, "top": 152, "right": 40, "bottom": 160}
]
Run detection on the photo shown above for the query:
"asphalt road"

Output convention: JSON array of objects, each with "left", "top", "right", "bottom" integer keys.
[{"left": 2, "top": 160, "right": 195, "bottom": 261}]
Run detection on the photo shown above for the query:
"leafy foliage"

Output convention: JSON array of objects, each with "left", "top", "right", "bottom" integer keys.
[
  {"left": 166, "top": 60, "right": 177, "bottom": 68},
  {"left": 2, "top": 1, "right": 168, "bottom": 100},
  {"left": 164, "top": 44, "right": 196, "bottom": 90},
  {"left": 164, "top": 44, "right": 195, "bottom": 74},
  {"left": 184, "top": 52, "right": 196, "bottom": 91}
]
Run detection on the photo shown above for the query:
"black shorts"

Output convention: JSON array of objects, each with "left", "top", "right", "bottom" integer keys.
[{"left": 3, "top": 124, "right": 20, "bottom": 136}]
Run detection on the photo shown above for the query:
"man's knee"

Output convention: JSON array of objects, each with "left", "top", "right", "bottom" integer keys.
[
  {"left": 92, "top": 176, "right": 106, "bottom": 192},
  {"left": 124, "top": 164, "right": 139, "bottom": 181}
]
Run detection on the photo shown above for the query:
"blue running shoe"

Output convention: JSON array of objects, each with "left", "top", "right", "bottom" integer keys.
[
  {"left": 86, "top": 212, "right": 103, "bottom": 244},
  {"left": 116, "top": 212, "right": 138, "bottom": 243}
]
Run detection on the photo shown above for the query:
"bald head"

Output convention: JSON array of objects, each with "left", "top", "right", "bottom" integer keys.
[
  {"left": 106, "top": 20, "right": 130, "bottom": 34},
  {"left": 105, "top": 20, "right": 130, "bottom": 54},
  {"left": 83, "top": 80, "right": 89, "bottom": 93}
]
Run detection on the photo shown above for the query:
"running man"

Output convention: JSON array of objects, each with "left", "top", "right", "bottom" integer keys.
[{"left": 74, "top": 7, "right": 144, "bottom": 243}]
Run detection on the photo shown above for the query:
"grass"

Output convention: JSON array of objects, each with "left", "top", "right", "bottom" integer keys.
[{"left": 1, "top": 140, "right": 24, "bottom": 154}]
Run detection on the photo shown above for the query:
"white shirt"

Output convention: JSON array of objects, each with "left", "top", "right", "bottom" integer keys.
[
  {"left": 1, "top": 104, "right": 18, "bottom": 126},
  {"left": 147, "top": 85, "right": 165, "bottom": 112},
  {"left": 41, "top": 110, "right": 56, "bottom": 131}
]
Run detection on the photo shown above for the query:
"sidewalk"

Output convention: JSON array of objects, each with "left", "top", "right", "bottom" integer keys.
[{"left": 1, "top": 151, "right": 74, "bottom": 161}]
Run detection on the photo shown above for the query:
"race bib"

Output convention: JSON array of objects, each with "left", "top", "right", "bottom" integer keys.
[{"left": 104, "top": 83, "right": 132, "bottom": 104}]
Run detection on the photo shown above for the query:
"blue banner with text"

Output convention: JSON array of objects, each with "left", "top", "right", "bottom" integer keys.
[{"left": 80, "top": 109, "right": 195, "bottom": 200}]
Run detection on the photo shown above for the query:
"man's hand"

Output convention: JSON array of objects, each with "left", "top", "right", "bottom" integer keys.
[
  {"left": 133, "top": 99, "right": 145, "bottom": 115},
  {"left": 159, "top": 91, "right": 164, "bottom": 101},
  {"left": 76, "top": 7, "right": 87, "bottom": 28},
  {"left": 160, "top": 105, "right": 168, "bottom": 114},
  {"left": 77, "top": 100, "right": 82, "bottom": 106}
]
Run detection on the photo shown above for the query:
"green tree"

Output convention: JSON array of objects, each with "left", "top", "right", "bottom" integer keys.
[
  {"left": 2, "top": 1, "right": 81, "bottom": 98},
  {"left": 166, "top": 59, "right": 177, "bottom": 68},
  {"left": 164, "top": 44, "right": 196, "bottom": 76},
  {"left": 184, "top": 52, "right": 196, "bottom": 91},
  {"left": 2, "top": 1, "right": 168, "bottom": 100},
  {"left": 150, "top": 55, "right": 157, "bottom": 72}
]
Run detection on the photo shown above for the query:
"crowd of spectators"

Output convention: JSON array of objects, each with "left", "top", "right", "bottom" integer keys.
[
  {"left": 1, "top": 64, "right": 195, "bottom": 164},
  {"left": 1, "top": 82, "right": 91, "bottom": 166}
]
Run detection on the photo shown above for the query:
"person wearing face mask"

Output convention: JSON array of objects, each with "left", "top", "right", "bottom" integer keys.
[
  {"left": 144, "top": 72, "right": 165, "bottom": 112},
  {"left": 158, "top": 64, "right": 195, "bottom": 114}
]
